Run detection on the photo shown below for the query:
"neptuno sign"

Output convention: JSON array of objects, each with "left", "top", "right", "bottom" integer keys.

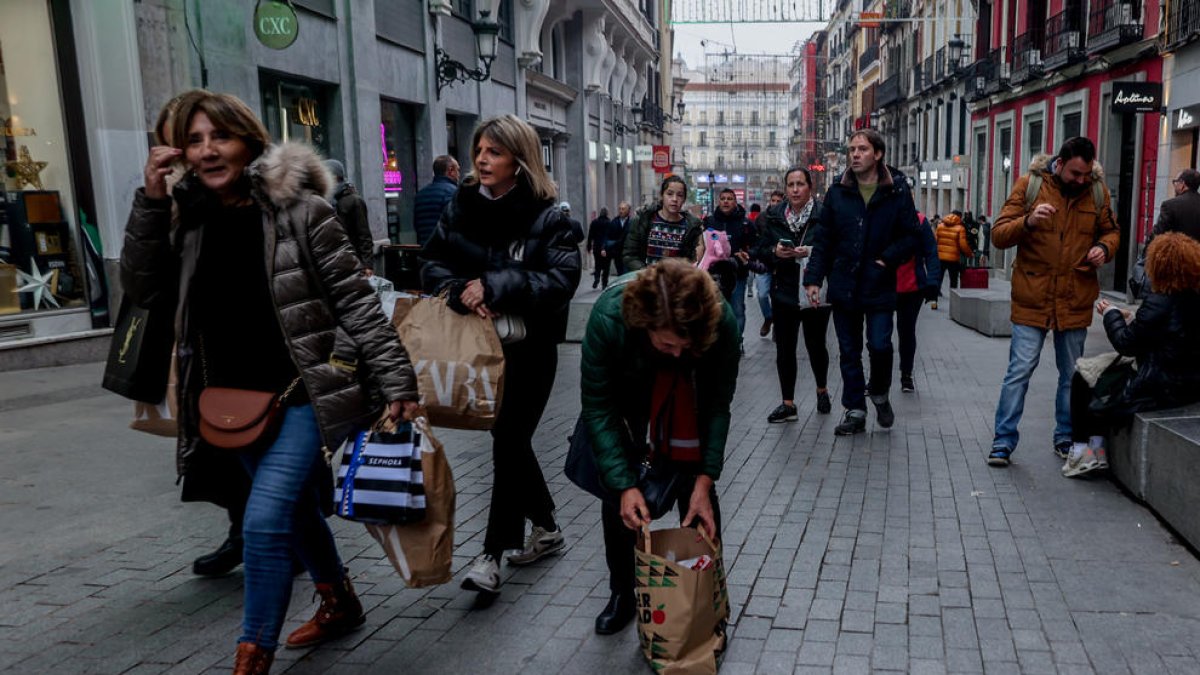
[
  {"left": 1110, "top": 81, "right": 1162, "bottom": 114},
  {"left": 255, "top": 0, "right": 299, "bottom": 50}
]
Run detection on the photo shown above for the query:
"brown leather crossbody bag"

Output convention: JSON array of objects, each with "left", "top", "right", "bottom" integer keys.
[{"left": 196, "top": 337, "right": 302, "bottom": 451}]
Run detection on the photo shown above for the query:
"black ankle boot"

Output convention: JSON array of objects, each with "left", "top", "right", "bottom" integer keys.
[
  {"left": 193, "top": 537, "right": 243, "bottom": 577},
  {"left": 595, "top": 592, "right": 636, "bottom": 635}
]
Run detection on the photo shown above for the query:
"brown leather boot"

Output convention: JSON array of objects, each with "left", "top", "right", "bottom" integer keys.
[
  {"left": 233, "top": 642, "right": 274, "bottom": 675},
  {"left": 285, "top": 574, "right": 365, "bottom": 649}
]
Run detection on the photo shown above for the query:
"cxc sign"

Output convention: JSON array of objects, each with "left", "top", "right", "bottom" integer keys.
[
  {"left": 1110, "top": 81, "right": 1162, "bottom": 114},
  {"left": 255, "top": 0, "right": 299, "bottom": 50}
]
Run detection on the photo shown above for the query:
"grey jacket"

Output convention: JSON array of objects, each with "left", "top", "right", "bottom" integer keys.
[{"left": 121, "top": 142, "right": 418, "bottom": 489}]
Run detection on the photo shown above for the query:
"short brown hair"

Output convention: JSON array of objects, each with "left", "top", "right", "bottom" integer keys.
[
  {"left": 621, "top": 258, "right": 725, "bottom": 352},
  {"left": 170, "top": 90, "right": 272, "bottom": 161},
  {"left": 152, "top": 89, "right": 205, "bottom": 146},
  {"left": 849, "top": 128, "right": 886, "bottom": 157}
]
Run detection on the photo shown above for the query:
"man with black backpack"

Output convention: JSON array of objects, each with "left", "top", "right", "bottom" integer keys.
[{"left": 986, "top": 137, "right": 1119, "bottom": 468}]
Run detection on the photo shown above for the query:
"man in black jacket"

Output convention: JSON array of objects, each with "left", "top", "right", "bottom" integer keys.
[
  {"left": 804, "top": 129, "right": 920, "bottom": 435},
  {"left": 609, "top": 202, "right": 633, "bottom": 275},
  {"left": 1152, "top": 168, "right": 1200, "bottom": 244},
  {"left": 587, "top": 207, "right": 613, "bottom": 288},
  {"left": 325, "top": 160, "right": 376, "bottom": 274},
  {"left": 414, "top": 155, "right": 460, "bottom": 246}
]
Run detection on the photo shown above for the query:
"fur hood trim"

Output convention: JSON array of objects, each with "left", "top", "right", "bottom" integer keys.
[
  {"left": 248, "top": 142, "right": 334, "bottom": 209},
  {"left": 1146, "top": 231, "right": 1200, "bottom": 294},
  {"left": 1028, "top": 153, "right": 1106, "bottom": 181}
]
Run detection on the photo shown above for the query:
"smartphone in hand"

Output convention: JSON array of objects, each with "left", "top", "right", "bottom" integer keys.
[{"left": 778, "top": 239, "right": 795, "bottom": 249}]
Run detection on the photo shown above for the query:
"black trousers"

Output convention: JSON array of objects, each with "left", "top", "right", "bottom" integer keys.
[
  {"left": 895, "top": 291, "right": 924, "bottom": 376},
  {"left": 593, "top": 252, "right": 611, "bottom": 287},
  {"left": 940, "top": 261, "right": 963, "bottom": 290},
  {"left": 773, "top": 302, "right": 831, "bottom": 400},
  {"left": 601, "top": 475, "right": 722, "bottom": 595},
  {"left": 483, "top": 339, "right": 559, "bottom": 554}
]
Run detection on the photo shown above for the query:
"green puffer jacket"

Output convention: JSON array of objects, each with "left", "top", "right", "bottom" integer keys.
[{"left": 579, "top": 282, "right": 740, "bottom": 491}]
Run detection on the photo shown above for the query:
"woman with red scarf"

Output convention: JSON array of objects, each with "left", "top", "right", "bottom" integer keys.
[{"left": 579, "top": 259, "right": 740, "bottom": 636}]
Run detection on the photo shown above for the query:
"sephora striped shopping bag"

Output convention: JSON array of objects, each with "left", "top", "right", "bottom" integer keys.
[{"left": 335, "top": 420, "right": 427, "bottom": 524}]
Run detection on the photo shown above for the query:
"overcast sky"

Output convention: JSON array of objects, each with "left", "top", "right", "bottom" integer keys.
[{"left": 672, "top": 22, "right": 824, "bottom": 72}]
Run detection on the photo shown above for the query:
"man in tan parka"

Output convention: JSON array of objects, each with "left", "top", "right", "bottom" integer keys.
[{"left": 987, "top": 137, "right": 1120, "bottom": 467}]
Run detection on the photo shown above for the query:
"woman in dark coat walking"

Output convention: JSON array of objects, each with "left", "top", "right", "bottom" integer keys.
[
  {"left": 421, "top": 114, "right": 582, "bottom": 596},
  {"left": 1063, "top": 232, "right": 1200, "bottom": 477},
  {"left": 753, "top": 167, "right": 834, "bottom": 422},
  {"left": 122, "top": 90, "right": 419, "bottom": 674}
]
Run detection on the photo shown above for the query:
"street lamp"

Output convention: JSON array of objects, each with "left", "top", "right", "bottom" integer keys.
[
  {"left": 435, "top": 10, "right": 501, "bottom": 98},
  {"left": 948, "top": 37, "right": 967, "bottom": 74}
]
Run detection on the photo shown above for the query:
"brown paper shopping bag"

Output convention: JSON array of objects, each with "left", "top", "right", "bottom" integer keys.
[
  {"left": 393, "top": 295, "right": 505, "bottom": 431},
  {"left": 634, "top": 526, "right": 730, "bottom": 675},
  {"left": 130, "top": 348, "right": 179, "bottom": 437},
  {"left": 365, "top": 417, "right": 456, "bottom": 587}
]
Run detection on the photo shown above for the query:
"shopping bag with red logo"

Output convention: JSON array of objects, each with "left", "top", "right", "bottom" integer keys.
[
  {"left": 392, "top": 295, "right": 505, "bottom": 430},
  {"left": 634, "top": 526, "right": 730, "bottom": 675}
]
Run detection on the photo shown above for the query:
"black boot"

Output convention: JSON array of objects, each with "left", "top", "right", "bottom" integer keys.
[
  {"left": 595, "top": 592, "right": 637, "bottom": 635},
  {"left": 193, "top": 537, "right": 243, "bottom": 577}
]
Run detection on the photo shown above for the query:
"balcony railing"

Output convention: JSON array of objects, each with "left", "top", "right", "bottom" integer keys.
[
  {"left": 982, "top": 47, "right": 1009, "bottom": 94},
  {"left": 965, "top": 61, "right": 988, "bottom": 102},
  {"left": 1043, "top": 7, "right": 1087, "bottom": 70},
  {"left": 934, "top": 47, "right": 946, "bottom": 82},
  {"left": 1088, "top": 0, "right": 1143, "bottom": 52},
  {"left": 882, "top": 0, "right": 912, "bottom": 34},
  {"left": 860, "top": 44, "right": 881, "bottom": 74},
  {"left": 1012, "top": 27, "right": 1046, "bottom": 83},
  {"left": 877, "top": 73, "right": 902, "bottom": 108},
  {"left": 1165, "top": 0, "right": 1200, "bottom": 50},
  {"left": 921, "top": 56, "right": 934, "bottom": 91}
]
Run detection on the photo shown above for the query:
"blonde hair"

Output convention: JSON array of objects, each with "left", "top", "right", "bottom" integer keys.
[
  {"left": 170, "top": 90, "right": 272, "bottom": 161},
  {"left": 463, "top": 114, "right": 557, "bottom": 201},
  {"left": 622, "top": 259, "right": 725, "bottom": 352}
]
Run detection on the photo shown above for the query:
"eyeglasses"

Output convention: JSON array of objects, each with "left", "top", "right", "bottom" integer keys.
[{"left": 1173, "top": 178, "right": 1185, "bottom": 184}]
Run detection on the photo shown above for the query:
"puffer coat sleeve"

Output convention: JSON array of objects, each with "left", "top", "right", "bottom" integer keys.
[
  {"left": 120, "top": 189, "right": 179, "bottom": 310},
  {"left": 303, "top": 196, "right": 417, "bottom": 403},
  {"left": 482, "top": 210, "right": 582, "bottom": 315}
]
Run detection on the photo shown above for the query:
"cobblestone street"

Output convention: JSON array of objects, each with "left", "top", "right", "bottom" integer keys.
[{"left": 3, "top": 288, "right": 1200, "bottom": 674}]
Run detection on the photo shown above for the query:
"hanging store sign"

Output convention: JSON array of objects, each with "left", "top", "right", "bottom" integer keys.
[
  {"left": 635, "top": 145, "right": 654, "bottom": 162},
  {"left": 1176, "top": 105, "right": 1200, "bottom": 131},
  {"left": 1110, "top": 81, "right": 1162, "bottom": 114},
  {"left": 652, "top": 145, "right": 671, "bottom": 173},
  {"left": 255, "top": 1, "right": 299, "bottom": 50}
]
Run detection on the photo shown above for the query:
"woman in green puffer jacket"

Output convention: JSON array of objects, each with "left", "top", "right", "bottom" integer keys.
[{"left": 579, "top": 258, "right": 739, "bottom": 636}]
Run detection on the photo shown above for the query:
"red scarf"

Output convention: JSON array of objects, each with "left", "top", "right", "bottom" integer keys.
[{"left": 650, "top": 369, "right": 701, "bottom": 463}]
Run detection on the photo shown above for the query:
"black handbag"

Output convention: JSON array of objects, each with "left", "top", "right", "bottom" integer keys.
[
  {"left": 565, "top": 416, "right": 681, "bottom": 520},
  {"left": 1128, "top": 251, "right": 1149, "bottom": 300},
  {"left": 102, "top": 297, "right": 175, "bottom": 403}
]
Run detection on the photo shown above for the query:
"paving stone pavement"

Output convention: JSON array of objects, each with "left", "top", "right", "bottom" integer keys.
[{"left": 3, "top": 285, "right": 1200, "bottom": 674}]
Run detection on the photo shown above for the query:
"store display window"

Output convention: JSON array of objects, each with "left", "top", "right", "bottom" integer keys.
[
  {"left": 380, "top": 99, "right": 419, "bottom": 243},
  {"left": 0, "top": 2, "right": 90, "bottom": 317},
  {"left": 260, "top": 72, "right": 334, "bottom": 156}
]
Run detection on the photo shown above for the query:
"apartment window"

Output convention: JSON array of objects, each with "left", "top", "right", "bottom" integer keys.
[
  {"left": 944, "top": 101, "right": 952, "bottom": 160},
  {"left": 735, "top": 110, "right": 742, "bottom": 125}
]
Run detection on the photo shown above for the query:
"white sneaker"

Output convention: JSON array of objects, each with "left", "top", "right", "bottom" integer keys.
[
  {"left": 506, "top": 526, "right": 565, "bottom": 566},
  {"left": 1061, "top": 443, "right": 1086, "bottom": 476},
  {"left": 1063, "top": 447, "right": 1103, "bottom": 478},
  {"left": 462, "top": 554, "right": 501, "bottom": 593}
]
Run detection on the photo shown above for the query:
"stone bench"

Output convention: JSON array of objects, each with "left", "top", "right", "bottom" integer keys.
[
  {"left": 565, "top": 293, "right": 601, "bottom": 343},
  {"left": 1109, "top": 403, "right": 1200, "bottom": 550},
  {"left": 950, "top": 279, "right": 1012, "bottom": 337}
]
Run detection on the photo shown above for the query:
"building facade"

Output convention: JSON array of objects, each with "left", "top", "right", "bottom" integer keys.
[
  {"left": 968, "top": 0, "right": 1162, "bottom": 293},
  {"left": 0, "top": 0, "right": 678, "bottom": 355},
  {"left": 1159, "top": 2, "right": 1200, "bottom": 221},
  {"left": 681, "top": 54, "right": 791, "bottom": 212}
]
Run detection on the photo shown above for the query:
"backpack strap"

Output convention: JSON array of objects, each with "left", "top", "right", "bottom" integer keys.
[{"left": 1024, "top": 174, "right": 1043, "bottom": 212}]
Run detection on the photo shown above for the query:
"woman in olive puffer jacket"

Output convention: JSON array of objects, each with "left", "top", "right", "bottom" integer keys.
[{"left": 121, "top": 91, "right": 418, "bottom": 674}]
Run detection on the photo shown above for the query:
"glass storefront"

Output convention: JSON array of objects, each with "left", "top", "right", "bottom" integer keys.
[
  {"left": 0, "top": 1, "right": 91, "bottom": 320},
  {"left": 260, "top": 72, "right": 335, "bottom": 157},
  {"left": 380, "top": 99, "right": 420, "bottom": 243}
]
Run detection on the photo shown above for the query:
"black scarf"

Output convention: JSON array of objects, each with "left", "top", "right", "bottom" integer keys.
[{"left": 454, "top": 180, "right": 554, "bottom": 246}]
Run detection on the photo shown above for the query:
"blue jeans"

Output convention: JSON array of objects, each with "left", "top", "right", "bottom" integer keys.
[
  {"left": 755, "top": 272, "right": 773, "bottom": 321},
  {"left": 732, "top": 277, "right": 747, "bottom": 337},
  {"left": 238, "top": 405, "right": 344, "bottom": 650},
  {"left": 832, "top": 307, "right": 895, "bottom": 411},
  {"left": 992, "top": 324, "right": 1087, "bottom": 452}
]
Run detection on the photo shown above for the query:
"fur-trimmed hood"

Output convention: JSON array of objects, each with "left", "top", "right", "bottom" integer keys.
[
  {"left": 248, "top": 142, "right": 335, "bottom": 209},
  {"left": 1028, "top": 153, "right": 1105, "bottom": 182},
  {"left": 1146, "top": 231, "right": 1200, "bottom": 294}
]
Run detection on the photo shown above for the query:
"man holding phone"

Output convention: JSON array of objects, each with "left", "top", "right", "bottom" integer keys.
[
  {"left": 986, "top": 137, "right": 1119, "bottom": 467},
  {"left": 803, "top": 129, "right": 920, "bottom": 435}
]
